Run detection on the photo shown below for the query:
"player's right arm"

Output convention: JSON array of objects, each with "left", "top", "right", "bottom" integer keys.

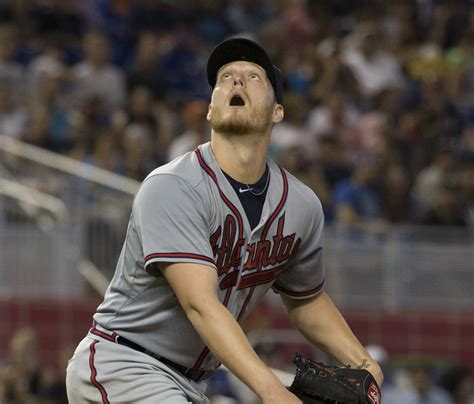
[{"left": 161, "top": 262, "right": 301, "bottom": 404}]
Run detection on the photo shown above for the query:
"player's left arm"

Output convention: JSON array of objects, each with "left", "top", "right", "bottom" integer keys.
[{"left": 281, "top": 291, "right": 384, "bottom": 387}]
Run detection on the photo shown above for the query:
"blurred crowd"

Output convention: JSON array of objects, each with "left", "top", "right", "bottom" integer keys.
[
  {"left": 0, "top": 0, "right": 472, "bottom": 230},
  {"left": 1, "top": 328, "right": 473, "bottom": 404},
  {"left": 0, "top": 328, "right": 71, "bottom": 404},
  {"left": 1, "top": 2, "right": 473, "bottom": 403}
]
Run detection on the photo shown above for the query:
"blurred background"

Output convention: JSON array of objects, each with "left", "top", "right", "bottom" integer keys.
[{"left": 0, "top": 0, "right": 472, "bottom": 403}]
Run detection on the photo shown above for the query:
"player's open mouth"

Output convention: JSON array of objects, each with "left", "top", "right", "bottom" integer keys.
[{"left": 230, "top": 95, "right": 245, "bottom": 107}]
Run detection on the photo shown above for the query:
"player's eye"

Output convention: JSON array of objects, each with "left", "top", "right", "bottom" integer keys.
[
  {"left": 249, "top": 73, "right": 261, "bottom": 80},
  {"left": 221, "top": 73, "right": 232, "bottom": 80}
]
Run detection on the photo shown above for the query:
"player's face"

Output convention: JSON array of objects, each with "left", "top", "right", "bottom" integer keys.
[{"left": 208, "top": 61, "right": 283, "bottom": 135}]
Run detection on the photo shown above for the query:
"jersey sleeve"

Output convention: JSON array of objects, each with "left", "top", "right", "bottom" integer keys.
[
  {"left": 272, "top": 194, "right": 325, "bottom": 299},
  {"left": 133, "top": 173, "right": 216, "bottom": 272}
]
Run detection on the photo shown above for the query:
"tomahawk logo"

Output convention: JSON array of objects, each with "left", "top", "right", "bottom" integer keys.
[{"left": 367, "top": 382, "right": 380, "bottom": 404}]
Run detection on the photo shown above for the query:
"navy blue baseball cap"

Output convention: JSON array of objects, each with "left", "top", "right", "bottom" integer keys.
[{"left": 207, "top": 37, "right": 284, "bottom": 104}]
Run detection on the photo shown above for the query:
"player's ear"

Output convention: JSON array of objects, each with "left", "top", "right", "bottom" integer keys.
[
  {"left": 272, "top": 103, "right": 284, "bottom": 124},
  {"left": 207, "top": 104, "right": 212, "bottom": 121}
]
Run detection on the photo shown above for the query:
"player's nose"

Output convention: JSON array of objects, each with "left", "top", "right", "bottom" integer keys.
[{"left": 233, "top": 74, "right": 245, "bottom": 87}]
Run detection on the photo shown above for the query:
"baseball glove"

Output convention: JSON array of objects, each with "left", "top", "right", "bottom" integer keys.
[{"left": 288, "top": 353, "right": 381, "bottom": 404}]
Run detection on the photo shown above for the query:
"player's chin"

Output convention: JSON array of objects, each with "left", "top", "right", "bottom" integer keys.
[{"left": 215, "top": 122, "right": 253, "bottom": 135}]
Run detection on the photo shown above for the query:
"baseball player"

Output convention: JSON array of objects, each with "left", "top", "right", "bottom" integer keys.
[{"left": 66, "top": 38, "right": 383, "bottom": 403}]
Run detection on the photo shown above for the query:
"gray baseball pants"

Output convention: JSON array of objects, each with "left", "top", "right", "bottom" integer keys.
[{"left": 66, "top": 334, "right": 210, "bottom": 403}]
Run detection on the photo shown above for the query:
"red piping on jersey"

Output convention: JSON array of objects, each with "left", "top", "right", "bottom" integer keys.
[
  {"left": 261, "top": 166, "right": 288, "bottom": 242},
  {"left": 195, "top": 148, "right": 246, "bottom": 370},
  {"left": 195, "top": 148, "right": 244, "bottom": 239},
  {"left": 238, "top": 166, "right": 289, "bottom": 322},
  {"left": 145, "top": 252, "right": 215, "bottom": 265},
  {"left": 89, "top": 340, "right": 110, "bottom": 404},
  {"left": 273, "top": 278, "right": 325, "bottom": 297},
  {"left": 90, "top": 320, "right": 118, "bottom": 342}
]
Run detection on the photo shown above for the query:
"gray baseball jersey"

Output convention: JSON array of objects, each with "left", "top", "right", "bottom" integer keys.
[{"left": 93, "top": 141, "right": 325, "bottom": 371}]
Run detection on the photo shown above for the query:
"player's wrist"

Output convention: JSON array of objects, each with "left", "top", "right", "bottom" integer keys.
[
  {"left": 255, "top": 371, "right": 288, "bottom": 401},
  {"left": 367, "top": 362, "right": 384, "bottom": 387},
  {"left": 261, "top": 387, "right": 301, "bottom": 404}
]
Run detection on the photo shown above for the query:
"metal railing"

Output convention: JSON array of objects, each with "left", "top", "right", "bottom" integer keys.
[
  {"left": 0, "top": 135, "right": 140, "bottom": 296},
  {"left": 0, "top": 178, "right": 67, "bottom": 220},
  {"left": 0, "top": 135, "right": 139, "bottom": 194},
  {"left": 323, "top": 226, "right": 474, "bottom": 310}
]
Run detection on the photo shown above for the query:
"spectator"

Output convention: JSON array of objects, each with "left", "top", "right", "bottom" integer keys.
[
  {"left": 225, "top": 0, "right": 278, "bottom": 34},
  {"left": 121, "top": 124, "right": 157, "bottom": 180},
  {"left": 42, "top": 343, "right": 75, "bottom": 404},
  {"left": 445, "top": 26, "right": 473, "bottom": 120},
  {"left": 72, "top": 31, "right": 126, "bottom": 109},
  {"left": 429, "top": 2, "right": 469, "bottom": 51},
  {"left": 194, "top": 0, "right": 232, "bottom": 44},
  {"left": 342, "top": 23, "right": 405, "bottom": 98},
  {"left": 277, "top": 145, "right": 330, "bottom": 211},
  {"left": 113, "top": 85, "right": 159, "bottom": 139},
  {"left": 0, "top": 82, "right": 27, "bottom": 138},
  {"left": 413, "top": 146, "right": 456, "bottom": 219},
  {"left": 130, "top": 0, "right": 179, "bottom": 34},
  {"left": 441, "top": 365, "right": 474, "bottom": 404},
  {"left": 312, "top": 37, "right": 361, "bottom": 103},
  {"left": 22, "top": 103, "right": 52, "bottom": 149},
  {"left": 314, "top": 134, "right": 352, "bottom": 190},
  {"left": 257, "top": 19, "right": 286, "bottom": 64},
  {"left": 281, "top": 45, "right": 315, "bottom": 97},
  {"left": 26, "top": 39, "right": 66, "bottom": 101},
  {"left": 168, "top": 99, "right": 210, "bottom": 161},
  {"left": 24, "top": 1, "right": 84, "bottom": 41},
  {"left": 382, "top": 3, "right": 421, "bottom": 70},
  {"left": 357, "top": 111, "right": 391, "bottom": 163},
  {"left": 0, "top": 328, "right": 54, "bottom": 403},
  {"left": 457, "top": 156, "right": 474, "bottom": 222},
  {"left": 126, "top": 31, "right": 167, "bottom": 100},
  {"left": 460, "top": 126, "right": 474, "bottom": 153},
  {"left": 270, "top": 91, "right": 311, "bottom": 158},
  {"left": 84, "top": 0, "right": 136, "bottom": 66},
  {"left": 0, "top": 24, "right": 24, "bottom": 102},
  {"left": 113, "top": 84, "right": 172, "bottom": 165},
  {"left": 332, "top": 160, "right": 388, "bottom": 233},
  {"left": 420, "top": 184, "right": 467, "bottom": 227},
  {"left": 281, "top": 0, "right": 316, "bottom": 49},
  {"left": 308, "top": 91, "right": 361, "bottom": 160},
  {"left": 160, "top": 28, "right": 210, "bottom": 103},
  {"left": 30, "top": 69, "right": 75, "bottom": 153},
  {"left": 83, "top": 129, "right": 123, "bottom": 173},
  {"left": 409, "top": 74, "right": 464, "bottom": 172},
  {"left": 380, "top": 163, "right": 411, "bottom": 223},
  {"left": 384, "top": 365, "right": 454, "bottom": 404}
]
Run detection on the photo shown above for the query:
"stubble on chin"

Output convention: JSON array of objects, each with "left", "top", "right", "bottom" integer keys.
[{"left": 210, "top": 105, "right": 273, "bottom": 135}]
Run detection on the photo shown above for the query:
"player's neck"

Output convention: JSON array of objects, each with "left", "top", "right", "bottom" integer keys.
[{"left": 210, "top": 131, "right": 269, "bottom": 184}]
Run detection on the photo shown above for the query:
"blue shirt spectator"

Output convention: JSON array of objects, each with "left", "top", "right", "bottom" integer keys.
[{"left": 332, "top": 162, "right": 381, "bottom": 222}]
